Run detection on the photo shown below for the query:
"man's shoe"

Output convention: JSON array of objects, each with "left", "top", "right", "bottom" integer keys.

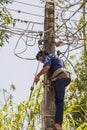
[{"left": 55, "top": 123, "right": 62, "bottom": 130}]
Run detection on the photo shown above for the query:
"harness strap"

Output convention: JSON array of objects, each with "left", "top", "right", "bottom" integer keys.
[
  {"left": 51, "top": 72, "right": 71, "bottom": 82},
  {"left": 51, "top": 68, "right": 71, "bottom": 82},
  {"left": 52, "top": 68, "right": 69, "bottom": 78}
]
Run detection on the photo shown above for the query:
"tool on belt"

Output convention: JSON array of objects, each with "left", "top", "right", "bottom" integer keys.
[{"left": 51, "top": 68, "right": 71, "bottom": 82}]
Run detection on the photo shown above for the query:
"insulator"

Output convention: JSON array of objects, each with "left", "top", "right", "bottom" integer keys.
[
  {"left": 57, "top": 50, "right": 61, "bottom": 56},
  {"left": 38, "top": 40, "right": 43, "bottom": 45},
  {"left": 39, "top": 32, "right": 43, "bottom": 37}
]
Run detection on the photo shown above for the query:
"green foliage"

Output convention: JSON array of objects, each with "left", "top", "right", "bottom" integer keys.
[
  {"left": 78, "top": 16, "right": 87, "bottom": 37},
  {"left": 0, "top": 61, "right": 87, "bottom": 130},
  {"left": 27, "top": 81, "right": 43, "bottom": 129},
  {"left": 0, "top": 0, "right": 15, "bottom": 46},
  {"left": 0, "top": 81, "right": 43, "bottom": 130},
  {"left": 0, "top": 0, "right": 13, "bottom": 5},
  {"left": 69, "top": 55, "right": 75, "bottom": 60},
  {"left": 76, "top": 123, "right": 87, "bottom": 130},
  {"left": 63, "top": 57, "right": 87, "bottom": 130}
]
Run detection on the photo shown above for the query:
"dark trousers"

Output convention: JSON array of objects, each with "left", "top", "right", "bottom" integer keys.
[{"left": 54, "top": 78, "right": 71, "bottom": 125}]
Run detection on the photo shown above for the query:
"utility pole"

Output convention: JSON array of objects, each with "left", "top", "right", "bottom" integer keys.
[
  {"left": 83, "top": 0, "right": 87, "bottom": 122},
  {"left": 42, "top": 2, "right": 55, "bottom": 130}
]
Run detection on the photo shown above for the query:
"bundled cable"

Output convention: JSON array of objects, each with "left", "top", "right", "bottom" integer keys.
[{"left": 29, "top": 61, "right": 40, "bottom": 101}]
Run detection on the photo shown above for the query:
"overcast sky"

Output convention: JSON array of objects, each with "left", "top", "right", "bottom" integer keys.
[
  {"left": 0, "top": 0, "right": 83, "bottom": 104},
  {"left": 0, "top": 0, "right": 44, "bottom": 103}
]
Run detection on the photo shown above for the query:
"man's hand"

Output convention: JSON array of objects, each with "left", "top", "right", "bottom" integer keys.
[
  {"left": 34, "top": 75, "right": 40, "bottom": 84},
  {"left": 34, "top": 66, "right": 50, "bottom": 84}
]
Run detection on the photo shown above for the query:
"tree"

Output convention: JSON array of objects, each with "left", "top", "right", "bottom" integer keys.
[
  {"left": 0, "top": 81, "right": 43, "bottom": 130},
  {"left": 0, "top": 0, "right": 87, "bottom": 129},
  {"left": 0, "top": 0, "right": 15, "bottom": 46},
  {"left": 63, "top": 57, "right": 87, "bottom": 130}
]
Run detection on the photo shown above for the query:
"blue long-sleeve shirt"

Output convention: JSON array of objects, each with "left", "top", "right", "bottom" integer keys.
[{"left": 43, "top": 54, "right": 65, "bottom": 77}]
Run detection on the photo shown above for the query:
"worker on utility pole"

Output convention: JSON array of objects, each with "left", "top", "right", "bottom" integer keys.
[{"left": 34, "top": 50, "right": 71, "bottom": 130}]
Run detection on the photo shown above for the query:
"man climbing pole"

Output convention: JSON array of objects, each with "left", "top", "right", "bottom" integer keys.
[{"left": 34, "top": 50, "right": 71, "bottom": 130}]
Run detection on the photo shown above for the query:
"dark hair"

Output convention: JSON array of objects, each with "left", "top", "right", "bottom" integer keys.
[{"left": 36, "top": 50, "right": 49, "bottom": 60}]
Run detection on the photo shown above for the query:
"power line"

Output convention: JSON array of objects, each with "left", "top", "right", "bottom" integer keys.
[
  {"left": 14, "top": 0, "right": 86, "bottom": 15},
  {"left": 1, "top": 3, "right": 86, "bottom": 21},
  {"left": 14, "top": 16, "right": 84, "bottom": 26},
  {"left": 0, "top": 7, "right": 87, "bottom": 24},
  {"left": 1, "top": 1, "right": 86, "bottom": 59},
  {"left": 1, "top": 25, "right": 42, "bottom": 33},
  {"left": 14, "top": 0, "right": 44, "bottom": 8},
  {"left": 1, "top": 27, "right": 87, "bottom": 42},
  {"left": 55, "top": 0, "right": 87, "bottom": 32},
  {"left": 9, "top": 8, "right": 44, "bottom": 17},
  {"left": 0, "top": 5, "right": 86, "bottom": 24},
  {"left": 5, "top": 7, "right": 86, "bottom": 24},
  {"left": 0, "top": 28, "right": 41, "bottom": 39},
  {"left": 0, "top": 23, "right": 53, "bottom": 37},
  {"left": 0, "top": 7, "right": 44, "bottom": 18},
  {"left": 13, "top": 22, "right": 37, "bottom": 60},
  {"left": 0, "top": 25, "right": 40, "bottom": 33},
  {"left": 55, "top": 7, "right": 87, "bottom": 14},
  {"left": 14, "top": 18, "right": 43, "bottom": 25}
]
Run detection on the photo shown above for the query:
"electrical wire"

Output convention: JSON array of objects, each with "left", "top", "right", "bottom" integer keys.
[
  {"left": 1, "top": 1, "right": 86, "bottom": 61},
  {"left": 3, "top": 7, "right": 86, "bottom": 22},
  {"left": 1, "top": 4, "right": 86, "bottom": 23},
  {"left": 14, "top": 0, "right": 44, "bottom": 8},
  {"left": 25, "top": 23, "right": 36, "bottom": 46},
  {"left": 29, "top": 61, "right": 40, "bottom": 100},
  {"left": 13, "top": 23, "right": 29, "bottom": 54},
  {"left": 0, "top": 24, "right": 44, "bottom": 39},
  {"left": 14, "top": 0, "right": 86, "bottom": 14},
  {"left": 58, "top": 51, "right": 79, "bottom": 78},
  {"left": 13, "top": 22, "right": 37, "bottom": 60},
  {"left": 55, "top": 0, "right": 87, "bottom": 32},
  {"left": 4, "top": 7, "right": 44, "bottom": 18},
  {"left": 14, "top": 18, "right": 44, "bottom": 25}
]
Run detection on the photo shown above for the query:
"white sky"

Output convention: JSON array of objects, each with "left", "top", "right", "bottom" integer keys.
[
  {"left": 0, "top": 0, "right": 83, "bottom": 104},
  {"left": 0, "top": 0, "right": 44, "bottom": 103}
]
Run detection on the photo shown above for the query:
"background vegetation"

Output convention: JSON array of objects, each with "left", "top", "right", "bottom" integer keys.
[{"left": 0, "top": 0, "right": 87, "bottom": 130}]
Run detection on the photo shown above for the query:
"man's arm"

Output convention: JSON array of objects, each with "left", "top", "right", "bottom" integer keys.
[
  {"left": 37, "top": 66, "right": 50, "bottom": 77},
  {"left": 34, "top": 66, "right": 50, "bottom": 83}
]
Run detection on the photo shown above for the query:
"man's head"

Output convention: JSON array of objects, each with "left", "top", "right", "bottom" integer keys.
[{"left": 36, "top": 50, "right": 48, "bottom": 63}]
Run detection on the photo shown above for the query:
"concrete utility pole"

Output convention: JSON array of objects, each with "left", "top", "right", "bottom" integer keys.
[{"left": 42, "top": 2, "right": 55, "bottom": 130}]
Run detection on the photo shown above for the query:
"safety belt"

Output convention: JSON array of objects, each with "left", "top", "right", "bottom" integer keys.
[{"left": 51, "top": 68, "right": 70, "bottom": 82}]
